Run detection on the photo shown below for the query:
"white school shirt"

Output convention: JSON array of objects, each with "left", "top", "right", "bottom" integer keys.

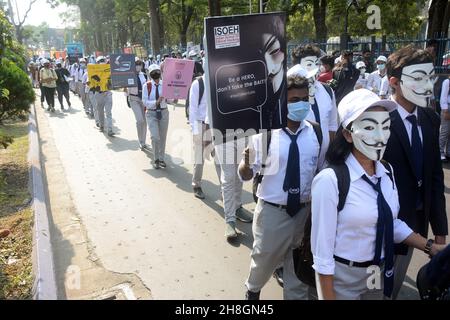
[
  {"left": 142, "top": 80, "right": 167, "bottom": 110},
  {"left": 440, "top": 79, "right": 450, "bottom": 111},
  {"left": 189, "top": 77, "right": 207, "bottom": 135},
  {"left": 354, "top": 73, "right": 369, "bottom": 90},
  {"left": 305, "top": 81, "right": 338, "bottom": 169},
  {"left": 78, "top": 68, "right": 86, "bottom": 82},
  {"left": 241, "top": 121, "right": 322, "bottom": 204},
  {"left": 311, "top": 153, "right": 413, "bottom": 275},
  {"left": 394, "top": 100, "right": 423, "bottom": 144},
  {"left": 367, "top": 70, "right": 387, "bottom": 94},
  {"left": 126, "top": 72, "right": 147, "bottom": 96},
  {"left": 379, "top": 75, "right": 392, "bottom": 98},
  {"left": 82, "top": 72, "right": 90, "bottom": 93}
]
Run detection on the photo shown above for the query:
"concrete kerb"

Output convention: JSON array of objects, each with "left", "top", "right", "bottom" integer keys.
[{"left": 29, "top": 102, "right": 58, "bottom": 300}]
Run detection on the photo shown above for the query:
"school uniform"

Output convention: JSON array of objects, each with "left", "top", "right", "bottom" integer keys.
[
  {"left": 311, "top": 153, "right": 413, "bottom": 300},
  {"left": 367, "top": 71, "right": 387, "bottom": 95},
  {"left": 189, "top": 77, "right": 221, "bottom": 188},
  {"left": 126, "top": 72, "right": 148, "bottom": 147},
  {"left": 379, "top": 76, "right": 392, "bottom": 99},
  {"left": 78, "top": 68, "right": 89, "bottom": 110},
  {"left": 305, "top": 81, "right": 338, "bottom": 168},
  {"left": 143, "top": 80, "right": 169, "bottom": 162},
  {"left": 384, "top": 102, "right": 448, "bottom": 299},
  {"left": 354, "top": 73, "right": 369, "bottom": 90},
  {"left": 242, "top": 121, "right": 322, "bottom": 300}
]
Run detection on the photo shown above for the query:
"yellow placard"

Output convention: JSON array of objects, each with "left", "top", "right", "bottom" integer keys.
[{"left": 87, "top": 64, "right": 112, "bottom": 92}]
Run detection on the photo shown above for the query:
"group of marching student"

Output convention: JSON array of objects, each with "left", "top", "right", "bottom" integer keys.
[{"left": 238, "top": 44, "right": 448, "bottom": 300}]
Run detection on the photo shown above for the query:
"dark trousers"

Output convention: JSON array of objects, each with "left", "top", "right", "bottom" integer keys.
[
  {"left": 57, "top": 83, "right": 70, "bottom": 107},
  {"left": 42, "top": 86, "right": 56, "bottom": 108},
  {"left": 39, "top": 85, "right": 45, "bottom": 103}
]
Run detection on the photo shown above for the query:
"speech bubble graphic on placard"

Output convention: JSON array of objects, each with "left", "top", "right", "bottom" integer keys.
[{"left": 215, "top": 60, "right": 267, "bottom": 115}]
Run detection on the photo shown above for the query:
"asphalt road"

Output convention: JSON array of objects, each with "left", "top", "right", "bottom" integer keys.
[{"left": 37, "top": 90, "right": 450, "bottom": 300}]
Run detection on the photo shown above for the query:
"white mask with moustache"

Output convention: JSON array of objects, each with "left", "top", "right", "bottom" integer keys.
[
  {"left": 350, "top": 111, "right": 391, "bottom": 161},
  {"left": 400, "top": 63, "right": 436, "bottom": 108}
]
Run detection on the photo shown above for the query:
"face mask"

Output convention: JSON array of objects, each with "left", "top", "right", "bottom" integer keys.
[
  {"left": 359, "top": 68, "right": 366, "bottom": 75},
  {"left": 350, "top": 111, "right": 391, "bottom": 161},
  {"left": 300, "top": 56, "right": 320, "bottom": 78},
  {"left": 287, "top": 101, "right": 311, "bottom": 122},
  {"left": 377, "top": 64, "right": 386, "bottom": 71},
  {"left": 136, "top": 66, "right": 142, "bottom": 73},
  {"left": 400, "top": 63, "right": 436, "bottom": 108}
]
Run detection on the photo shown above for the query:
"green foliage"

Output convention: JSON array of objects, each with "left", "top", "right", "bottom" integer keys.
[{"left": 0, "top": 59, "right": 34, "bottom": 124}]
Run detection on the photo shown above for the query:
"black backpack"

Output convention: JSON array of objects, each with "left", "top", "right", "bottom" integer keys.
[
  {"left": 293, "top": 160, "right": 394, "bottom": 287},
  {"left": 252, "top": 121, "right": 323, "bottom": 203}
]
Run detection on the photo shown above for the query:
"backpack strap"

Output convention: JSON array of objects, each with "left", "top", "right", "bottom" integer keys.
[
  {"left": 321, "top": 83, "right": 334, "bottom": 101},
  {"left": 329, "top": 164, "right": 351, "bottom": 212},
  {"left": 307, "top": 120, "right": 323, "bottom": 152}
]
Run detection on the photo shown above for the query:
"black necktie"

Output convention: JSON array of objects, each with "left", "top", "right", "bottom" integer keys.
[
  {"left": 361, "top": 175, "right": 394, "bottom": 298},
  {"left": 282, "top": 128, "right": 302, "bottom": 217},
  {"left": 155, "top": 84, "right": 162, "bottom": 120},
  {"left": 406, "top": 114, "right": 423, "bottom": 207},
  {"left": 311, "top": 99, "right": 321, "bottom": 124}
]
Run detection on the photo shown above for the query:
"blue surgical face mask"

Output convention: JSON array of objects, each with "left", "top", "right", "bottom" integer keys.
[
  {"left": 287, "top": 101, "right": 311, "bottom": 122},
  {"left": 377, "top": 63, "right": 386, "bottom": 71}
]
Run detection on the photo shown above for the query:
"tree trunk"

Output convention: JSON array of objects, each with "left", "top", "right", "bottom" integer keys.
[
  {"left": 149, "top": 0, "right": 162, "bottom": 54},
  {"left": 313, "top": 0, "right": 328, "bottom": 42},
  {"left": 208, "top": 0, "right": 221, "bottom": 16}
]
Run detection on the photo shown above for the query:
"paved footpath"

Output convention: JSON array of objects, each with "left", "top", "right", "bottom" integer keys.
[{"left": 35, "top": 90, "right": 450, "bottom": 300}]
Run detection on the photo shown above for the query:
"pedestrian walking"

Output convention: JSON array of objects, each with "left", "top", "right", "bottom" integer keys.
[
  {"left": 143, "top": 64, "right": 169, "bottom": 169},
  {"left": 55, "top": 60, "right": 71, "bottom": 110},
  {"left": 126, "top": 57, "right": 150, "bottom": 151},
  {"left": 367, "top": 55, "right": 388, "bottom": 96},
  {"left": 39, "top": 59, "right": 58, "bottom": 112},
  {"left": 383, "top": 45, "right": 448, "bottom": 299},
  {"left": 312, "top": 89, "right": 447, "bottom": 300},
  {"left": 94, "top": 56, "right": 115, "bottom": 137}
]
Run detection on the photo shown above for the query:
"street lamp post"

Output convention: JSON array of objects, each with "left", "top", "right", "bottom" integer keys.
[{"left": 341, "top": 0, "right": 359, "bottom": 51}]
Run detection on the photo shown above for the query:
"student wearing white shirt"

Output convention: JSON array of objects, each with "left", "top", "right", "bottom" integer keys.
[
  {"left": 366, "top": 55, "right": 388, "bottom": 96},
  {"left": 290, "top": 44, "right": 338, "bottom": 168},
  {"left": 188, "top": 75, "right": 221, "bottom": 199},
  {"left": 239, "top": 73, "right": 324, "bottom": 300},
  {"left": 143, "top": 64, "right": 169, "bottom": 169},
  {"left": 78, "top": 58, "right": 89, "bottom": 115},
  {"left": 439, "top": 77, "right": 450, "bottom": 161},
  {"left": 354, "top": 61, "right": 369, "bottom": 90},
  {"left": 126, "top": 58, "right": 149, "bottom": 151},
  {"left": 379, "top": 74, "right": 392, "bottom": 99},
  {"left": 311, "top": 89, "right": 447, "bottom": 300}
]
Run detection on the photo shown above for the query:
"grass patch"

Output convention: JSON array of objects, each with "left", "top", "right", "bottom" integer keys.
[{"left": 0, "top": 121, "right": 33, "bottom": 300}]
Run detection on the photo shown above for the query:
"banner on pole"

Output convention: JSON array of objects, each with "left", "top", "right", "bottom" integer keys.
[
  {"left": 204, "top": 13, "right": 287, "bottom": 141},
  {"left": 162, "top": 58, "right": 195, "bottom": 100},
  {"left": 66, "top": 43, "right": 84, "bottom": 63}
]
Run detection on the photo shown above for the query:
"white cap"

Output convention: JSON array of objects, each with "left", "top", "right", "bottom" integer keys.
[
  {"left": 42, "top": 59, "right": 50, "bottom": 64},
  {"left": 287, "top": 64, "right": 317, "bottom": 79},
  {"left": 79, "top": 58, "right": 86, "bottom": 63},
  {"left": 376, "top": 55, "right": 387, "bottom": 63},
  {"left": 148, "top": 64, "right": 160, "bottom": 74},
  {"left": 338, "top": 89, "right": 397, "bottom": 128},
  {"left": 96, "top": 56, "right": 106, "bottom": 63},
  {"left": 356, "top": 61, "right": 366, "bottom": 69},
  {"left": 135, "top": 56, "right": 142, "bottom": 62},
  {"left": 189, "top": 50, "right": 198, "bottom": 58}
]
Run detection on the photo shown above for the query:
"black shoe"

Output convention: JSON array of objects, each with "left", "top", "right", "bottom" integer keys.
[
  {"left": 61, "top": 105, "right": 65, "bottom": 110},
  {"left": 273, "top": 267, "right": 284, "bottom": 288},
  {"left": 152, "top": 160, "right": 160, "bottom": 169},
  {"left": 159, "top": 161, "right": 167, "bottom": 168},
  {"left": 99, "top": 126, "right": 104, "bottom": 133},
  {"left": 245, "top": 290, "right": 260, "bottom": 300},
  {"left": 193, "top": 187, "right": 205, "bottom": 199},
  {"left": 236, "top": 207, "right": 253, "bottom": 223},
  {"left": 107, "top": 130, "right": 115, "bottom": 137}
]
